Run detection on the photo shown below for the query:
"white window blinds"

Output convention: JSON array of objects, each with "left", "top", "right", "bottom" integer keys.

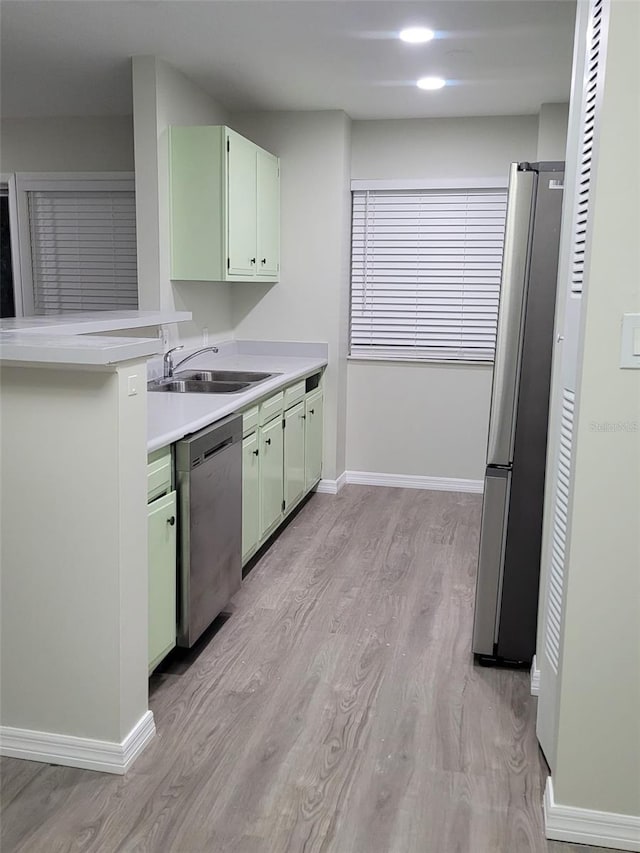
[
  {"left": 27, "top": 187, "right": 138, "bottom": 314},
  {"left": 350, "top": 188, "right": 508, "bottom": 361}
]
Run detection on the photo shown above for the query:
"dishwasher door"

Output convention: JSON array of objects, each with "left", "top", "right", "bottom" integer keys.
[{"left": 175, "top": 414, "right": 242, "bottom": 648}]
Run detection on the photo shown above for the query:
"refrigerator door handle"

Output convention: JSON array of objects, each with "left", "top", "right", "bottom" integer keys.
[{"left": 486, "top": 164, "right": 536, "bottom": 466}]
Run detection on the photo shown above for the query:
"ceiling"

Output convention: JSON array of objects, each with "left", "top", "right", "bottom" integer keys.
[{"left": 1, "top": 0, "right": 576, "bottom": 121}]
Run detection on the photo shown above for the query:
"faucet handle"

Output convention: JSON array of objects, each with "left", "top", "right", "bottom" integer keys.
[{"left": 163, "top": 345, "right": 184, "bottom": 378}]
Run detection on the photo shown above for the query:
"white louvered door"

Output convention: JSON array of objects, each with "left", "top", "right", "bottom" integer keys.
[{"left": 536, "top": 0, "right": 609, "bottom": 770}]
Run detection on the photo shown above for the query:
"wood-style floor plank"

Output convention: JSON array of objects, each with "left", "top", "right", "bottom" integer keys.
[{"left": 0, "top": 486, "right": 625, "bottom": 853}]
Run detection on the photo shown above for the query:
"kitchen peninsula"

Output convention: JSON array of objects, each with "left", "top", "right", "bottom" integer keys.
[{"left": 0, "top": 310, "right": 327, "bottom": 775}]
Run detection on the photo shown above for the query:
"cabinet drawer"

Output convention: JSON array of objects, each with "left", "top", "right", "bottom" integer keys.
[
  {"left": 242, "top": 405, "right": 259, "bottom": 436},
  {"left": 284, "top": 380, "right": 305, "bottom": 410},
  {"left": 259, "top": 390, "right": 284, "bottom": 425},
  {"left": 147, "top": 447, "right": 172, "bottom": 503}
]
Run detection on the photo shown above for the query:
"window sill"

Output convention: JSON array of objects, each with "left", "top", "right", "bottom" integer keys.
[{"left": 347, "top": 354, "right": 494, "bottom": 368}]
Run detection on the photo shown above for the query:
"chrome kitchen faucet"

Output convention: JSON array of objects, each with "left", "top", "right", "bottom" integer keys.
[{"left": 163, "top": 345, "right": 219, "bottom": 379}]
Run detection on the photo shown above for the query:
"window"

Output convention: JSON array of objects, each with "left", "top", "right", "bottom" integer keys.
[
  {"left": 15, "top": 174, "right": 138, "bottom": 315},
  {"left": 350, "top": 185, "right": 508, "bottom": 362}
]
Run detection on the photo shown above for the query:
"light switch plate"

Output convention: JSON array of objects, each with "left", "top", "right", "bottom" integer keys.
[
  {"left": 127, "top": 374, "right": 138, "bottom": 396},
  {"left": 620, "top": 313, "right": 640, "bottom": 368}
]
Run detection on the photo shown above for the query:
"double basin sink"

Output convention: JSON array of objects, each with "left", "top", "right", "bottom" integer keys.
[{"left": 148, "top": 369, "right": 279, "bottom": 394}]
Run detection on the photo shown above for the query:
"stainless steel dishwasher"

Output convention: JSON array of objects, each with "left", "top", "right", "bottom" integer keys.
[{"left": 175, "top": 414, "right": 242, "bottom": 647}]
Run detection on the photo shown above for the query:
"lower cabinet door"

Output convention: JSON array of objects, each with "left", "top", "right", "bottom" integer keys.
[
  {"left": 242, "top": 431, "right": 260, "bottom": 562},
  {"left": 260, "top": 416, "right": 284, "bottom": 538},
  {"left": 148, "top": 490, "right": 177, "bottom": 672},
  {"left": 284, "top": 402, "right": 305, "bottom": 511},
  {"left": 304, "top": 389, "right": 324, "bottom": 491}
]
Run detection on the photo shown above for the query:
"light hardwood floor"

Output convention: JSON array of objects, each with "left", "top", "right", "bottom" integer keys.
[{"left": 0, "top": 486, "right": 623, "bottom": 852}]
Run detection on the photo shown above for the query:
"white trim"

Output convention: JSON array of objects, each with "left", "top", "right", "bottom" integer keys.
[
  {"left": 544, "top": 777, "right": 640, "bottom": 852},
  {"left": 347, "top": 354, "right": 494, "bottom": 368},
  {"left": 350, "top": 177, "right": 508, "bottom": 191},
  {"left": 316, "top": 472, "right": 347, "bottom": 494},
  {"left": 0, "top": 710, "right": 155, "bottom": 775},
  {"left": 530, "top": 654, "right": 540, "bottom": 696},
  {"left": 345, "top": 471, "right": 483, "bottom": 494},
  {"left": 16, "top": 171, "right": 135, "bottom": 184},
  {"left": 1, "top": 172, "right": 25, "bottom": 316}
]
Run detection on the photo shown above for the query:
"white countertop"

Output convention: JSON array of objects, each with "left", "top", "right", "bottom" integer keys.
[
  {"left": 147, "top": 349, "right": 328, "bottom": 452},
  {"left": 0, "top": 310, "right": 191, "bottom": 366},
  {"left": 0, "top": 333, "right": 163, "bottom": 366},
  {"left": 0, "top": 310, "right": 191, "bottom": 336}
]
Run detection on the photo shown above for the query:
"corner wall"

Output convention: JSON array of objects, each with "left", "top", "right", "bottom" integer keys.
[
  {"left": 228, "top": 110, "right": 352, "bottom": 481},
  {"left": 132, "top": 57, "right": 233, "bottom": 347},
  {"left": 346, "top": 115, "right": 539, "bottom": 482},
  {"left": 536, "top": 103, "right": 570, "bottom": 161},
  {"left": 0, "top": 360, "right": 150, "bottom": 751},
  {"left": 0, "top": 115, "right": 135, "bottom": 172},
  {"left": 552, "top": 0, "right": 640, "bottom": 819}
]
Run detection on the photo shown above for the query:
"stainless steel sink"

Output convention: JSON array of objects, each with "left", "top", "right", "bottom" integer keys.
[
  {"left": 148, "top": 379, "right": 251, "bottom": 394},
  {"left": 147, "top": 368, "right": 281, "bottom": 394},
  {"left": 176, "top": 370, "right": 276, "bottom": 383}
]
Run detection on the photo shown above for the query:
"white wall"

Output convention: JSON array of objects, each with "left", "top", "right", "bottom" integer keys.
[
  {"left": 0, "top": 115, "right": 135, "bottom": 172},
  {"left": 0, "top": 360, "right": 149, "bottom": 746},
  {"left": 537, "top": 103, "right": 570, "bottom": 161},
  {"left": 551, "top": 0, "right": 640, "bottom": 818},
  {"left": 347, "top": 115, "right": 539, "bottom": 481},
  {"left": 132, "top": 57, "right": 233, "bottom": 347},
  {"left": 228, "top": 110, "right": 352, "bottom": 480}
]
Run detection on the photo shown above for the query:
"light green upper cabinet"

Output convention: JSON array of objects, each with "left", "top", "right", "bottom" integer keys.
[
  {"left": 227, "top": 129, "right": 257, "bottom": 277},
  {"left": 256, "top": 148, "right": 280, "bottom": 277},
  {"left": 168, "top": 126, "right": 224, "bottom": 282},
  {"left": 284, "top": 401, "right": 305, "bottom": 511},
  {"left": 304, "top": 388, "right": 324, "bottom": 491},
  {"left": 169, "top": 125, "right": 280, "bottom": 283}
]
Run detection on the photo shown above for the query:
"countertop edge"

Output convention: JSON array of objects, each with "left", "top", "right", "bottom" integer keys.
[
  {"left": 0, "top": 336, "right": 163, "bottom": 366},
  {"left": 147, "top": 359, "right": 327, "bottom": 453},
  {"left": 0, "top": 310, "right": 192, "bottom": 337}
]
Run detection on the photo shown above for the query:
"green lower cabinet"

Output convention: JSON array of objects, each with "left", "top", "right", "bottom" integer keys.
[
  {"left": 284, "top": 402, "right": 305, "bottom": 511},
  {"left": 148, "top": 490, "right": 177, "bottom": 673},
  {"left": 242, "top": 431, "right": 260, "bottom": 562},
  {"left": 260, "top": 416, "right": 284, "bottom": 539},
  {"left": 304, "top": 388, "right": 324, "bottom": 490}
]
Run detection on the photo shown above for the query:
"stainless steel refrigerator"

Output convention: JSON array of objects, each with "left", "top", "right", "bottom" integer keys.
[{"left": 472, "top": 161, "right": 564, "bottom": 665}]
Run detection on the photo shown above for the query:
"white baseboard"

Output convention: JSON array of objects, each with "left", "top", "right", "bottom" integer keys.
[
  {"left": 0, "top": 710, "right": 155, "bottom": 775},
  {"left": 531, "top": 654, "right": 540, "bottom": 696},
  {"left": 544, "top": 777, "right": 640, "bottom": 851},
  {"left": 345, "top": 470, "right": 483, "bottom": 494},
  {"left": 316, "top": 471, "right": 347, "bottom": 494}
]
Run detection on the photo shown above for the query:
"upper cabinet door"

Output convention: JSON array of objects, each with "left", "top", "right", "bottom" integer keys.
[
  {"left": 256, "top": 149, "right": 280, "bottom": 278},
  {"left": 227, "top": 129, "right": 257, "bottom": 277}
]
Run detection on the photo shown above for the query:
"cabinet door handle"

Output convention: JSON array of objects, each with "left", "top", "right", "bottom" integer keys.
[
  {"left": 309, "top": 408, "right": 315, "bottom": 415},
  {"left": 265, "top": 438, "right": 272, "bottom": 445},
  {"left": 300, "top": 414, "right": 306, "bottom": 420},
  {"left": 250, "top": 257, "right": 256, "bottom": 264},
  {"left": 167, "top": 516, "right": 176, "bottom": 526},
  {"left": 261, "top": 258, "right": 267, "bottom": 265},
  {"left": 252, "top": 449, "right": 259, "bottom": 456}
]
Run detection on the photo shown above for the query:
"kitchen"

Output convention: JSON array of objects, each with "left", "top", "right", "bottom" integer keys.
[{"left": 1, "top": 2, "right": 639, "bottom": 851}]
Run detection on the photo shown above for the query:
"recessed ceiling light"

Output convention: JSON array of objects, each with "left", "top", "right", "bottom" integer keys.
[
  {"left": 399, "top": 27, "right": 434, "bottom": 44},
  {"left": 416, "top": 76, "right": 446, "bottom": 91}
]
